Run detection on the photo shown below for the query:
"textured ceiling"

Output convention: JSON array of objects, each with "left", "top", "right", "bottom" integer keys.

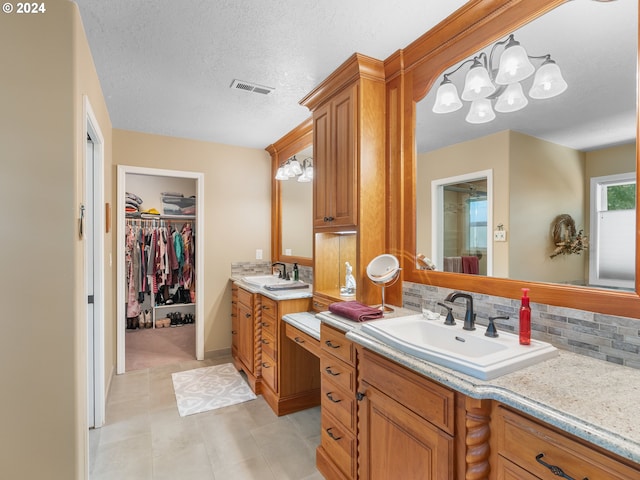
[
  {"left": 74, "top": 0, "right": 468, "bottom": 149},
  {"left": 75, "top": 1, "right": 637, "bottom": 153}
]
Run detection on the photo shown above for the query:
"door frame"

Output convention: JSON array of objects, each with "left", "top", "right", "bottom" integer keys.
[
  {"left": 116, "top": 165, "right": 205, "bottom": 374},
  {"left": 84, "top": 96, "right": 105, "bottom": 428}
]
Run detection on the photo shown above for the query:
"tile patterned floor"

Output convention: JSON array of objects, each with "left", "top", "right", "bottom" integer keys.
[{"left": 89, "top": 356, "right": 323, "bottom": 480}]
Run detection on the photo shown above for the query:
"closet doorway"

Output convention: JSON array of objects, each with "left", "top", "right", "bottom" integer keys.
[{"left": 116, "top": 166, "right": 204, "bottom": 374}]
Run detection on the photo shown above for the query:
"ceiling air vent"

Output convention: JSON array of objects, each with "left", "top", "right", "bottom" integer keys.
[{"left": 230, "top": 79, "right": 274, "bottom": 95}]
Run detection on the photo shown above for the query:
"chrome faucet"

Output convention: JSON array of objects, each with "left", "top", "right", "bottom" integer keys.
[{"left": 444, "top": 292, "right": 476, "bottom": 331}]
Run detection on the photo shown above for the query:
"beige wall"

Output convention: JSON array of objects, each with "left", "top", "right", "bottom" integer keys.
[
  {"left": 417, "top": 130, "right": 510, "bottom": 275},
  {"left": 113, "top": 129, "right": 271, "bottom": 356},
  {"left": 509, "top": 131, "right": 585, "bottom": 284},
  {"left": 0, "top": 1, "right": 112, "bottom": 478}
]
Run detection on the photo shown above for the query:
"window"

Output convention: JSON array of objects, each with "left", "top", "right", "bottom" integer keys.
[{"left": 589, "top": 173, "right": 636, "bottom": 289}]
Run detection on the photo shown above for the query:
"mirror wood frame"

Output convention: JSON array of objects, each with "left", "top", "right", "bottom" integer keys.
[
  {"left": 389, "top": 0, "right": 640, "bottom": 318},
  {"left": 266, "top": 117, "right": 313, "bottom": 267}
]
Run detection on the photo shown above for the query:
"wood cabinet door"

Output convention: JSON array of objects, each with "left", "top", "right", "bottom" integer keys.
[
  {"left": 331, "top": 85, "right": 357, "bottom": 228},
  {"left": 312, "top": 86, "right": 357, "bottom": 229},
  {"left": 358, "top": 380, "right": 454, "bottom": 480},
  {"left": 313, "top": 101, "right": 332, "bottom": 227},
  {"left": 237, "top": 302, "right": 254, "bottom": 375}
]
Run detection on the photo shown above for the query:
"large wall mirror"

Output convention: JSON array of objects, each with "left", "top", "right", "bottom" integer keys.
[
  {"left": 401, "top": 0, "right": 639, "bottom": 317},
  {"left": 267, "top": 118, "right": 313, "bottom": 267}
]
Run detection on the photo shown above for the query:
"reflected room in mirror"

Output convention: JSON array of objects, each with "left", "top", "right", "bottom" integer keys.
[{"left": 415, "top": 0, "right": 637, "bottom": 291}]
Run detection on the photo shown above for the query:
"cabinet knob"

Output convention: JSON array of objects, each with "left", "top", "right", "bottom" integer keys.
[
  {"left": 325, "top": 340, "right": 340, "bottom": 349},
  {"left": 231, "top": 330, "right": 237, "bottom": 335},
  {"left": 535, "top": 453, "right": 588, "bottom": 480},
  {"left": 326, "top": 427, "right": 342, "bottom": 441},
  {"left": 324, "top": 366, "right": 340, "bottom": 377},
  {"left": 323, "top": 216, "right": 335, "bottom": 222},
  {"left": 356, "top": 392, "right": 366, "bottom": 401},
  {"left": 245, "top": 313, "right": 251, "bottom": 318},
  {"left": 326, "top": 392, "right": 341, "bottom": 403}
]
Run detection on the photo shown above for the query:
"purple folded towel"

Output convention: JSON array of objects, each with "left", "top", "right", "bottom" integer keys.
[{"left": 328, "top": 301, "right": 383, "bottom": 322}]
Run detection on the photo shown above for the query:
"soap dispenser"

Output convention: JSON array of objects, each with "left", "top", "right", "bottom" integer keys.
[
  {"left": 519, "top": 288, "right": 531, "bottom": 345},
  {"left": 293, "top": 263, "right": 299, "bottom": 281}
]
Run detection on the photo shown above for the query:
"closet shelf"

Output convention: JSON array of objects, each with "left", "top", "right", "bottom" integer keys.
[
  {"left": 126, "top": 213, "right": 196, "bottom": 220},
  {"left": 155, "top": 302, "right": 195, "bottom": 309}
]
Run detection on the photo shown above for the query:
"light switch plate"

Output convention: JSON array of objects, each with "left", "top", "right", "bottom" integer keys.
[
  {"left": 494, "top": 230, "right": 507, "bottom": 242},
  {"left": 256, "top": 249, "right": 263, "bottom": 259}
]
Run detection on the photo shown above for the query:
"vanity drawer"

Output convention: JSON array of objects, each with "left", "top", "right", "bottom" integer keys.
[
  {"left": 260, "top": 329, "right": 277, "bottom": 360},
  {"left": 321, "top": 410, "right": 357, "bottom": 480},
  {"left": 321, "top": 377, "right": 357, "bottom": 432},
  {"left": 237, "top": 286, "right": 254, "bottom": 308},
  {"left": 312, "top": 295, "right": 332, "bottom": 313},
  {"left": 321, "top": 324, "right": 355, "bottom": 366},
  {"left": 261, "top": 350, "right": 277, "bottom": 391},
  {"left": 359, "top": 348, "right": 455, "bottom": 435},
  {"left": 321, "top": 354, "right": 356, "bottom": 394},
  {"left": 285, "top": 322, "right": 320, "bottom": 357},
  {"left": 495, "top": 406, "right": 640, "bottom": 480}
]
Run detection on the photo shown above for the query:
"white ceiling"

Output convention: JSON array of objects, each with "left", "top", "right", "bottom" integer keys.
[
  {"left": 75, "top": 1, "right": 636, "bottom": 153},
  {"left": 74, "top": 0, "right": 468, "bottom": 149}
]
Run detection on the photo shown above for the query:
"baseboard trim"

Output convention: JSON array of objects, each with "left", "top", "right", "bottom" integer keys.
[{"left": 204, "top": 347, "right": 232, "bottom": 359}]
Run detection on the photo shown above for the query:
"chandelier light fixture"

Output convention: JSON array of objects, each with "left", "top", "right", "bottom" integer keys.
[
  {"left": 275, "top": 156, "right": 314, "bottom": 182},
  {"left": 432, "top": 34, "right": 568, "bottom": 124}
]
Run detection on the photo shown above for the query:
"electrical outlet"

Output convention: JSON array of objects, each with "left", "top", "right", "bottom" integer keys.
[
  {"left": 256, "top": 249, "right": 263, "bottom": 259},
  {"left": 285, "top": 248, "right": 292, "bottom": 255},
  {"left": 494, "top": 230, "right": 507, "bottom": 242}
]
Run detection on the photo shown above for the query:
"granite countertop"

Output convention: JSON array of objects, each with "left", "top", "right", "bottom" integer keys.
[
  {"left": 231, "top": 276, "right": 313, "bottom": 301},
  {"left": 318, "top": 310, "right": 640, "bottom": 466},
  {"left": 282, "top": 312, "right": 321, "bottom": 340}
]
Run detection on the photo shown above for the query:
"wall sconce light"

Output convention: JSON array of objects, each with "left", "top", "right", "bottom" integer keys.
[
  {"left": 275, "top": 156, "right": 313, "bottom": 182},
  {"left": 432, "top": 34, "right": 568, "bottom": 124}
]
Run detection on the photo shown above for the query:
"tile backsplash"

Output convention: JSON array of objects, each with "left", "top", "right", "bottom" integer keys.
[
  {"left": 403, "top": 281, "right": 640, "bottom": 370},
  {"left": 231, "top": 261, "right": 313, "bottom": 285}
]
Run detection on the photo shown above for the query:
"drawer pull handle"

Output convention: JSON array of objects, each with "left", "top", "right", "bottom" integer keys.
[
  {"left": 262, "top": 362, "right": 271, "bottom": 368},
  {"left": 325, "top": 366, "right": 340, "bottom": 376},
  {"left": 325, "top": 340, "right": 340, "bottom": 349},
  {"left": 245, "top": 313, "right": 251, "bottom": 318},
  {"left": 326, "top": 427, "right": 342, "bottom": 441},
  {"left": 535, "top": 453, "right": 588, "bottom": 480},
  {"left": 262, "top": 339, "right": 269, "bottom": 345},
  {"left": 262, "top": 305, "right": 271, "bottom": 310},
  {"left": 261, "top": 322, "right": 270, "bottom": 327},
  {"left": 294, "top": 337, "right": 305, "bottom": 344},
  {"left": 326, "top": 392, "right": 341, "bottom": 403}
]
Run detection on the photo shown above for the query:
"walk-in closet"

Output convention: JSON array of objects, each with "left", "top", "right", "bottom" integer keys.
[{"left": 117, "top": 167, "right": 204, "bottom": 372}]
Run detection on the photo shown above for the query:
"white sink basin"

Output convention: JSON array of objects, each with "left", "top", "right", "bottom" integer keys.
[
  {"left": 360, "top": 314, "right": 557, "bottom": 380},
  {"left": 242, "top": 275, "right": 309, "bottom": 291}
]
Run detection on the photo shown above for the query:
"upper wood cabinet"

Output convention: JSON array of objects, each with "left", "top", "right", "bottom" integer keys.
[
  {"left": 301, "top": 53, "right": 391, "bottom": 305},
  {"left": 312, "top": 85, "right": 357, "bottom": 229}
]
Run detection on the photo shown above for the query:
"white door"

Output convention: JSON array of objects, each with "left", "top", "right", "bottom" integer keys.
[{"left": 86, "top": 134, "right": 96, "bottom": 428}]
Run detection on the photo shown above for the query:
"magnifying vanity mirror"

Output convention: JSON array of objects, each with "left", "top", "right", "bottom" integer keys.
[
  {"left": 400, "top": 0, "right": 639, "bottom": 317},
  {"left": 267, "top": 118, "right": 313, "bottom": 267}
]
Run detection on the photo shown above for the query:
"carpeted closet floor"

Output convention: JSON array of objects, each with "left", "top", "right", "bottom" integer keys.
[{"left": 126, "top": 324, "right": 196, "bottom": 371}]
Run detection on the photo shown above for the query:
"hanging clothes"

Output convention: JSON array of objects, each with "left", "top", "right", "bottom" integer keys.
[{"left": 125, "top": 219, "right": 196, "bottom": 311}]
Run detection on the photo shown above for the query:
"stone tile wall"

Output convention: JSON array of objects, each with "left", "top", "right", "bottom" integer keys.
[
  {"left": 231, "top": 261, "right": 313, "bottom": 285},
  {"left": 403, "top": 281, "right": 640, "bottom": 369}
]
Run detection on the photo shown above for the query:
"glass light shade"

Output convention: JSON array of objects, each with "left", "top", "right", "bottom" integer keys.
[
  {"left": 461, "top": 65, "right": 496, "bottom": 101},
  {"left": 529, "top": 61, "right": 568, "bottom": 99},
  {"left": 284, "top": 163, "right": 295, "bottom": 177},
  {"left": 466, "top": 98, "right": 496, "bottom": 124},
  {"left": 289, "top": 158, "right": 302, "bottom": 175},
  {"left": 494, "top": 82, "right": 529, "bottom": 113},
  {"left": 297, "top": 171, "right": 312, "bottom": 182},
  {"left": 275, "top": 167, "right": 288, "bottom": 180},
  {"left": 495, "top": 43, "right": 535, "bottom": 85},
  {"left": 432, "top": 81, "right": 462, "bottom": 113}
]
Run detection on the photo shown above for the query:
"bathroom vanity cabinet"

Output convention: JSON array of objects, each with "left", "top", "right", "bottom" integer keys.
[
  {"left": 493, "top": 406, "right": 640, "bottom": 480},
  {"left": 232, "top": 286, "right": 260, "bottom": 390},
  {"left": 316, "top": 324, "right": 358, "bottom": 480},
  {"left": 231, "top": 284, "right": 318, "bottom": 415}
]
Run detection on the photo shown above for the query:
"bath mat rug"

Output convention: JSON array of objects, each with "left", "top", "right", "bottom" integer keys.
[{"left": 171, "top": 363, "right": 257, "bottom": 416}]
